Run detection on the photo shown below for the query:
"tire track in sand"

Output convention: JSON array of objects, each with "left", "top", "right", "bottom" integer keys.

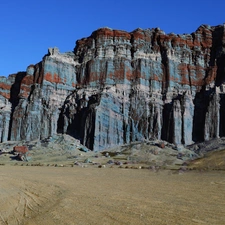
[{"left": 0, "top": 174, "right": 63, "bottom": 225}]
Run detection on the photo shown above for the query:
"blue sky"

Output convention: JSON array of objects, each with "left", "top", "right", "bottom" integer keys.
[{"left": 0, "top": 0, "right": 224, "bottom": 76}]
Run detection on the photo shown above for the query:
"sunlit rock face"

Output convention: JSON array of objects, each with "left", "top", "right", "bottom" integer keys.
[{"left": 1, "top": 24, "right": 225, "bottom": 150}]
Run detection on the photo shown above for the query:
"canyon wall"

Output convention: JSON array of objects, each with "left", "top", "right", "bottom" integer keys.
[{"left": 1, "top": 24, "right": 225, "bottom": 150}]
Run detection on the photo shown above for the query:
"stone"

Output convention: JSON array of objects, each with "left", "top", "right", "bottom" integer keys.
[
  {"left": 13, "top": 146, "right": 29, "bottom": 154},
  {"left": 98, "top": 164, "right": 106, "bottom": 168},
  {"left": 107, "top": 160, "right": 114, "bottom": 164},
  {"left": 158, "top": 142, "right": 165, "bottom": 149},
  {"left": 78, "top": 146, "right": 89, "bottom": 152},
  {"left": 83, "top": 158, "right": 91, "bottom": 163},
  {"left": 114, "top": 161, "right": 123, "bottom": 166},
  {"left": 1, "top": 24, "right": 225, "bottom": 151},
  {"left": 74, "top": 161, "right": 81, "bottom": 166}
]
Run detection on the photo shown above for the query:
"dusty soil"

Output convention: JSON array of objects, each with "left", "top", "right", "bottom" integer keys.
[
  {"left": 0, "top": 166, "right": 225, "bottom": 225},
  {"left": 1, "top": 136, "right": 225, "bottom": 224}
]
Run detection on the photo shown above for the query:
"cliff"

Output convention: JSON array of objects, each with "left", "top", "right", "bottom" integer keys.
[{"left": 1, "top": 24, "right": 225, "bottom": 150}]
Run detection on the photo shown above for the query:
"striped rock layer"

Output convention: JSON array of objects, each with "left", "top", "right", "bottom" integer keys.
[{"left": 1, "top": 24, "right": 225, "bottom": 150}]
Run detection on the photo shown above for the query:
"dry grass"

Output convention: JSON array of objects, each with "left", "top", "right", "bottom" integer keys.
[{"left": 188, "top": 149, "right": 225, "bottom": 171}]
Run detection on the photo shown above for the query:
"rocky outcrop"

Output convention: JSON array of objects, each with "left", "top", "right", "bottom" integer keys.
[{"left": 1, "top": 24, "right": 225, "bottom": 150}]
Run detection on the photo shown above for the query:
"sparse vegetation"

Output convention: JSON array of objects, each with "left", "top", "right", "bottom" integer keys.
[{"left": 188, "top": 149, "right": 225, "bottom": 171}]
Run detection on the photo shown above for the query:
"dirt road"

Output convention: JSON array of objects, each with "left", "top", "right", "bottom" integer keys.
[{"left": 0, "top": 166, "right": 225, "bottom": 225}]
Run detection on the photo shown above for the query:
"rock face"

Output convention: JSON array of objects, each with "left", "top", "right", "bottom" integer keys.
[{"left": 1, "top": 24, "right": 225, "bottom": 150}]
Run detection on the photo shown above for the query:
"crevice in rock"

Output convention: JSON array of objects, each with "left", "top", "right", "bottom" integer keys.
[
  {"left": 157, "top": 37, "right": 170, "bottom": 94},
  {"left": 33, "top": 61, "right": 44, "bottom": 84},
  {"left": 192, "top": 88, "right": 211, "bottom": 142},
  {"left": 161, "top": 102, "right": 173, "bottom": 143},
  {"left": 180, "top": 95, "right": 185, "bottom": 144},
  {"left": 187, "top": 65, "right": 192, "bottom": 94},
  {"left": 130, "top": 33, "right": 136, "bottom": 59}
]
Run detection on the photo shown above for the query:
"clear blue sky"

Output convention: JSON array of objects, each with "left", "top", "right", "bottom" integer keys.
[{"left": 0, "top": 0, "right": 224, "bottom": 76}]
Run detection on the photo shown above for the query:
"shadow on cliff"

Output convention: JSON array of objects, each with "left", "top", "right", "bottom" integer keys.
[
  {"left": 192, "top": 89, "right": 209, "bottom": 142},
  {"left": 8, "top": 72, "right": 27, "bottom": 140},
  {"left": 215, "top": 54, "right": 225, "bottom": 86},
  {"left": 219, "top": 94, "right": 225, "bottom": 137},
  {"left": 57, "top": 108, "right": 96, "bottom": 150},
  {"left": 161, "top": 102, "right": 173, "bottom": 143},
  {"left": 57, "top": 93, "right": 100, "bottom": 150},
  {"left": 205, "top": 25, "right": 225, "bottom": 86}
]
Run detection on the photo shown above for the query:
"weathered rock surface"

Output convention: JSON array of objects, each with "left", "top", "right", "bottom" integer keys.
[{"left": 1, "top": 24, "right": 225, "bottom": 150}]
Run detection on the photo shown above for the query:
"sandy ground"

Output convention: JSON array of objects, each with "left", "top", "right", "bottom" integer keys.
[
  {"left": 0, "top": 165, "right": 225, "bottom": 225},
  {"left": 1, "top": 136, "right": 225, "bottom": 224}
]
